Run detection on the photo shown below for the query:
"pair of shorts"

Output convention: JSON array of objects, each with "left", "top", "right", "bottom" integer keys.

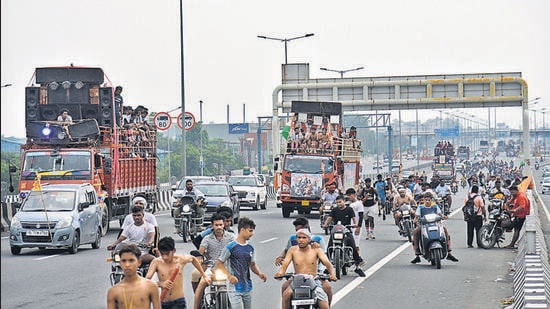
[
  {"left": 364, "top": 205, "right": 378, "bottom": 217},
  {"left": 162, "top": 297, "right": 186, "bottom": 309},
  {"left": 513, "top": 217, "right": 526, "bottom": 231}
]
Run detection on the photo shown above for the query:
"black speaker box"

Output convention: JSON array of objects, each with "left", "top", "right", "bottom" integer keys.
[
  {"left": 39, "top": 104, "right": 82, "bottom": 121},
  {"left": 99, "top": 87, "right": 114, "bottom": 127},
  {"left": 25, "top": 87, "right": 41, "bottom": 122},
  {"left": 81, "top": 104, "right": 99, "bottom": 120}
]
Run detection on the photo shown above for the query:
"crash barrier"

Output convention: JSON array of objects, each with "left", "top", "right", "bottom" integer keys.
[
  {"left": 512, "top": 190, "right": 550, "bottom": 308},
  {"left": 267, "top": 186, "right": 277, "bottom": 199},
  {"left": 157, "top": 189, "right": 173, "bottom": 212},
  {"left": 1, "top": 196, "right": 19, "bottom": 232}
]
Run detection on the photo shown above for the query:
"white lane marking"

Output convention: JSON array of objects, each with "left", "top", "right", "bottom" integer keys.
[
  {"left": 260, "top": 237, "right": 278, "bottom": 244},
  {"left": 34, "top": 254, "right": 62, "bottom": 261},
  {"left": 332, "top": 241, "right": 411, "bottom": 304}
]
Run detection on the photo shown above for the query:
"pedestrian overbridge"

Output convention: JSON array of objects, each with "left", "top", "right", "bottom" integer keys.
[{"left": 271, "top": 63, "right": 531, "bottom": 165}]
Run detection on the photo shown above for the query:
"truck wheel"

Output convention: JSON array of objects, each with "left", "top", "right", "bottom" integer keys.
[
  {"left": 101, "top": 205, "right": 110, "bottom": 236},
  {"left": 282, "top": 207, "right": 291, "bottom": 218}
]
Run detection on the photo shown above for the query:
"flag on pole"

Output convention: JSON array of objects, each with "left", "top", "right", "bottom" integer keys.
[{"left": 281, "top": 118, "right": 292, "bottom": 140}]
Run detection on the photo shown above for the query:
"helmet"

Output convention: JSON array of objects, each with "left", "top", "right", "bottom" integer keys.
[{"left": 132, "top": 196, "right": 147, "bottom": 207}]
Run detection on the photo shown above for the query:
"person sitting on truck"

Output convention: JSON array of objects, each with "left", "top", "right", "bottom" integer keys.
[
  {"left": 57, "top": 109, "right": 73, "bottom": 123},
  {"left": 318, "top": 127, "right": 333, "bottom": 152},
  {"left": 348, "top": 126, "right": 361, "bottom": 149},
  {"left": 306, "top": 126, "right": 319, "bottom": 152}
]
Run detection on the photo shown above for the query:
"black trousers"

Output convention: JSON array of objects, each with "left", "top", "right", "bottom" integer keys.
[{"left": 466, "top": 215, "right": 483, "bottom": 247}]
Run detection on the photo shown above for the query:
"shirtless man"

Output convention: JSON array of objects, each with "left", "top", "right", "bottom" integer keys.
[
  {"left": 274, "top": 229, "right": 337, "bottom": 309},
  {"left": 146, "top": 236, "right": 210, "bottom": 309},
  {"left": 392, "top": 187, "right": 417, "bottom": 228},
  {"left": 107, "top": 244, "right": 160, "bottom": 309}
]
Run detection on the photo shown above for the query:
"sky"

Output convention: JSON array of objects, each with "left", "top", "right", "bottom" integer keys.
[{"left": 1, "top": 0, "right": 549, "bottom": 139}]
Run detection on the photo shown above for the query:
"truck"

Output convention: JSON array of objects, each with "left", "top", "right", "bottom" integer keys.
[
  {"left": 17, "top": 66, "right": 158, "bottom": 235},
  {"left": 433, "top": 142, "right": 455, "bottom": 181},
  {"left": 274, "top": 101, "right": 362, "bottom": 218},
  {"left": 457, "top": 145, "right": 470, "bottom": 161}
]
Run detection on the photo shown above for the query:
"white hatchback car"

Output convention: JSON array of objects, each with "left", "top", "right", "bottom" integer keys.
[
  {"left": 541, "top": 177, "right": 550, "bottom": 194},
  {"left": 227, "top": 175, "right": 267, "bottom": 210}
]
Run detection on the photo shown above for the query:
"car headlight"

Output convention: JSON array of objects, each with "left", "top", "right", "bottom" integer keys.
[
  {"left": 10, "top": 216, "right": 21, "bottom": 229},
  {"left": 56, "top": 216, "right": 73, "bottom": 229},
  {"left": 221, "top": 200, "right": 232, "bottom": 207}
]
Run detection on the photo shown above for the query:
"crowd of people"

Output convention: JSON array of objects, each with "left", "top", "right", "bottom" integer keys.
[
  {"left": 434, "top": 140, "right": 455, "bottom": 156},
  {"left": 286, "top": 119, "right": 362, "bottom": 155}
]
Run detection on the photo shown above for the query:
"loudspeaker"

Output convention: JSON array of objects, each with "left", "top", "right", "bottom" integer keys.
[
  {"left": 81, "top": 104, "right": 99, "bottom": 120},
  {"left": 99, "top": 87, "right": 113, "bottom": 127},
  {"left": 26, "top": 87, "right": 41, "bottom": 123},
  {"left": 48, "top": 86, "right": 68, "bottom": 104},
  {"left": 69, "top": 84, "right": 90, "bottom": 104},
  {"left": 39, "top": 104, "right": 82, "bottom": 121},
  {"left": 67, "top": 119, "right": 100, "bottom": 138}
]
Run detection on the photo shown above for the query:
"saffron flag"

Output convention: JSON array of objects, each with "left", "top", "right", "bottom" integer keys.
[{"left": 32, "top": 175, "right": 42, "bottom": 191}]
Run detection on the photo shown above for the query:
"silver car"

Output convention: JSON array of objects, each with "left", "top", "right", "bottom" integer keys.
[
  {"left": 541, "top": 177, "right": 550, "bottom": 194},
  {"left": 9, "top": 183, "right": 102, "bottom": 255}
]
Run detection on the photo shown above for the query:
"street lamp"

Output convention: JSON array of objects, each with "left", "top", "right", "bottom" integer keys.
[
  {"left": 199, "top": 100, "right": 204, "bottom": 176},
  {"left": 257, "top": 33, "right": 314, "bottom": 64},
  {"left": 320, "top": 66, "right": 364, "bottom": 78},
  {"left": 1, "top": 84, "right": 12, "bottom": 88}
]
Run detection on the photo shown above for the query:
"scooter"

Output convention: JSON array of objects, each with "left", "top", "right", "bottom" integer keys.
[
  {"left": 274, "top": 273, "right": 332, "bottom": 309},
  {"left": 418, "top": 213, "right": 448, "bottom": 269}
]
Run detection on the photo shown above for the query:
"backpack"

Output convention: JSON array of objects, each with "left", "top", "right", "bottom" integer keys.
[{"left": 462, "top": 194, "right": 478, "bottom": 222}]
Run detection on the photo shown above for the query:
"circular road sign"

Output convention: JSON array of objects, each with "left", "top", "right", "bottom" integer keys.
[
  {"left": 153, "top": 112, "right": 172, "bottom": 131},
  {"left": 177, "top": 112, "right": 196, "bottom": 131}
]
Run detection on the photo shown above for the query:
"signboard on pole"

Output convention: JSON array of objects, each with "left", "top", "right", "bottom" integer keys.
[
  {"left": 153, "top": 112, "right": 172, "bottom": 131},
  {"left": 177, "top": 112, "right": 196, "bottom": 131}
]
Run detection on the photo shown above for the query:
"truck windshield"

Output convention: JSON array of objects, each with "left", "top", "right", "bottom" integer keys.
[
  {"left": 21, "top": 191, "right": 76, "bottom": 212},
  {"left": 21, "top": 151, "right": 92, "bottom": 179},
  {"left": 283, "top": 155, "right": 333, "bottom": 174}
]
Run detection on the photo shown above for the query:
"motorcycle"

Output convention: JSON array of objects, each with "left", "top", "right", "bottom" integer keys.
[
  {"left": 396, "top": 204, "right": 414, "bottom": 242},
  {"left": 201, "top": 260, "right": 230, "bottom": 309},
  {"left": 535, "top": 162, "right": 540, "bottom": 170},
  {"left": 418, "top": 213, "right": 448, "bottom": 269},
  {"left": 478, "top": 204, "right": 512, "bottom": 249},
  {"left": 487, "top": 198, "right": 504, "bottom": 212},
  {"left": 437, "top": 194, "right": 452, "bottom": 216},
  {"left": 107, "top": 243, "right": 152, "bottom": 286},
  {"left": 451, "top": 182, "right": 459, "bottom": 195},
  {"left": 460, "top": 178, "right": 467, "bottom": 189},
  {"left": 326, "top": 222, "right": 354, "bottom": 279},
  {"left": 172, "top": 195, "right": 206, "bottom": 243},
  {"left": 274, "top": 273, "right": 332, "bottom": 309},
  {"left": 319, "top": 202, "right": 335, "bottom": 235}
]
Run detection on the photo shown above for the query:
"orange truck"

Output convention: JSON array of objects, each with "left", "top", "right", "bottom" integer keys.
[
  {"left": 17, "top": 66, "right": 158, "bottom": 235},
  {"left": 275, "top": 101, "right": 361, "bottom": 218}
]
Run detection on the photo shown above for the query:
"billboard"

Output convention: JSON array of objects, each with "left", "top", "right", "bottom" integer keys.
[{"left": 228, "top": 123, "right": 249, "bottom": 134}]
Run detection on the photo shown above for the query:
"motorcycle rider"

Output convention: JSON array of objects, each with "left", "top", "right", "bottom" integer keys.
[
  {"left": 320, "top": 182, "right": 339, "bottom": 204},
  {"left": 392, "top": 187, "right": 417, "bottom": 231},
  {"left": 489, "top": 179, "right": 511, "bottom": 204},
  {"left": 275, "top": 228, "right": 337, "bottom": 309},
  {"left": 434, "top": 179, "right": 453, "bottom": 210},
  {"left": 410, "top": 192, "right": 459, "bottom": 264},
  {"left": 322, "top": 195, "right": 367, "bottom": 277},
  {"left": 121, "top": 197, "right": 159, "bottom": 256},
  {"left": 192, "top": 213, "right": 236, "bottom": 309},
  {"left": 173, "top": 179, "right": 205, "bottom": 235},
  {"left": 275, "top": 216, "right": 332, "bottom": 306},
  {"left": 107, "top": 205, "right": 157, "bottom": 265}
]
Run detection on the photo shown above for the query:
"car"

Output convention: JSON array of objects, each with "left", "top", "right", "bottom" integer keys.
[
  {"left": 541, "top": 177, "right": 550, "bottom": 194},
  {"left": 227, "top": 175, "right": 268, "bottom": 210},
  {"left": 194, "top": 181, "right": 240, "bottom": 225},
  {"left": 543, "top": 171, "right": 550, "bottom": 179},
  {"left": 9, "top": 183, "right": 102, "bottom": 255},
  {"left": 406, "top": 154, "right": 415, "bottom": 160},
  {"left": 373, "top": 161, "right": 384, "bottom": 170}
]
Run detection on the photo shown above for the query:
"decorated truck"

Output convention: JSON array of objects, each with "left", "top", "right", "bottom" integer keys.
[
  {"left": 17, "top": 66, "right": 158, "bottom": 235},
  {"left": 275, "top": 101, "right": 362, "bottom": 218}
]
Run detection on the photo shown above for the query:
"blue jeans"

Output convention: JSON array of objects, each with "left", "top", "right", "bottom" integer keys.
[
  {"left": 161, "top": 297, "right": 186, "bottom": 309},
  {"left": 229, "top": 291, "right": 252, "bottom": 309}
]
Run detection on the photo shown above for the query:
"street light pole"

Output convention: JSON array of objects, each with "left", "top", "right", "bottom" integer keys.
[
  {"left": 1, "top": 84, "right": 13, "bottom": 88},
  {"left": 179, "top": 0, "right": 187, "bottom": 178},
  {"left": 320, "top": 66, "right": 364, "bottom": 78},
  {"left": 257, "top": 33, "right": 314, "bottom": 64},
  {"left": 200, "top": 100, "right": 204, "bottom": 176}
]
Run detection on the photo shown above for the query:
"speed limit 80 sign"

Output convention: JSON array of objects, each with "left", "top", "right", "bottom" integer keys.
[
  {"left": 177, "top": 112, "right": 196, "bottom": 131},
  {"left": 154, "top": 112, "right": 172, "bottom": 131}
]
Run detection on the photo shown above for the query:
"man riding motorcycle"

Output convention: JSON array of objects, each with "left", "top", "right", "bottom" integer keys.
[
  {"left": 322, "top": 195, "right": 366, "bottom": 277},
  {"left": 392, "top": 187, "right": 417, "bottom": 231},
  {"left": 434, "top": 179, "right": 453, "bottom": 208}
]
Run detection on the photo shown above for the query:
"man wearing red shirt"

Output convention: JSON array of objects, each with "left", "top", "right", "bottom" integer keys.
[{"left": 504, "top": 185, "right": 530, "bottom": 248}]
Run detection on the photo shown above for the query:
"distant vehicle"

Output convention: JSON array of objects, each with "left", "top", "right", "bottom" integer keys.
[
  {"left": 373, "top": 161, "right": 384, "bottom": 170},
  {"left": 227, "top": 175, "right": 267, "bottom": 210},
  {"left": 401, "top": 170, "right": 415, "bottom": 181},
  {"left": 9, "top": 183, "right": 102, "bottom": 255},
  {"left": 406, "top": 154, "right": 415, "bottom": 160},
  {"left": 542, "top": 171, "right": 550, "bottom": 179},
  {"left": 457, "top": 146, "right": 470, "bottom": 161},
  {"left": 541, "top": 177, "right": 550, "bottom": 195},
  {"left": 194, "top": 182, "right": 240, "bottom": 224}
]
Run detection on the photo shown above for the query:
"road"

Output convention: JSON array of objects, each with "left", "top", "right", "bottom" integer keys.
[{"left": 1, "top": 180, "right": 516, "bottom": 309}]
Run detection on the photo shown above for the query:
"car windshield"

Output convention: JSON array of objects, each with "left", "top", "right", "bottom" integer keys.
[
  {"left": 283, "top": 155, "right": 334, "bottom": 174},
  {"left": 228, "top": 177, "right": 257, "bottom": 186},
  {"left": 21, "top": 191, "right": 76, "bottom": 212},
  {"left": 543, "top": 177, "right": 550, "bottom": 183},
  {"left": 195, "top": 184, "right": 228, "bottom": 197}
]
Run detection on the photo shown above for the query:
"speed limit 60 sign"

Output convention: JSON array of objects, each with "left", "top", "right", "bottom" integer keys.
[
  {"left": 177, "top": 112, "right": 196, "bottom": 131},
  {"left": 154, "top": 112, "right": 172, "bottom": 131}
]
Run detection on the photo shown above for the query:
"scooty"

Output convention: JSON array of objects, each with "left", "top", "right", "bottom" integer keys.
[
  {"left": 274, "top": 273, "right": 332, "bottom": 309},
  {"left": 326, "top": 222, "right": 355, "bottom": 279},
  {"left": 319, "top": 201, "right": 335, "bottom": 235},
  {"left": 418, "top": 213, "right": 448, "bottom": 269},
  {"left": 172, "top": 195, "right": 206, "bottom": 243},
  {"left": 478, "top": 204, "right": 512, "bottom": 249},
  {"left": 396, "top": 204, "right": 414, "bottom": 242}
]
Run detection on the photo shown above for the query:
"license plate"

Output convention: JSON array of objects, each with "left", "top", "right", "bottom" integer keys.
[
  {"left": 292, "top": 299, "right": 315, "bottom": 305},
  {"left": 26, "top": 230, "right": 49, "bottom": 236},
  {"left": 301, "top": 200, "right": 310, "bottom": 206},
  {"left": 428, "top": 227, "right": 438, "bottom": 231}
]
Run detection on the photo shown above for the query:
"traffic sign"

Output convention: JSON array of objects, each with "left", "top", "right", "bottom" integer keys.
[
  {"left": 153, "top": 112, "right": 172, "bottom": 131},
  {"left": 177, "top": 112, "right": 196, "bottom": 131}
]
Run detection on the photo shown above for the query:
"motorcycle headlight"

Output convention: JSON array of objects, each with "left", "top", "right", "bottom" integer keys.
[
  {"left": 182, "top": 205, "right": 191, "bottom": 212},
  {"left": 56, "top": 216, "right": 73, "bottom": 229},
  {"left": 213, "top": 269, "right": 228, "bottom": 281},
  {"left": 334, "top": 233, "right": 344, "bottom": 240},
  {"left": 402, "top": 210, "right": 410, "bottom": 215}
]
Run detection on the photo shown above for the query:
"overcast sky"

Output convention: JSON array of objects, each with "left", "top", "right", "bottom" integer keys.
[{"left": 2, "top": 0, "right": 548, "bottom": 138}]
